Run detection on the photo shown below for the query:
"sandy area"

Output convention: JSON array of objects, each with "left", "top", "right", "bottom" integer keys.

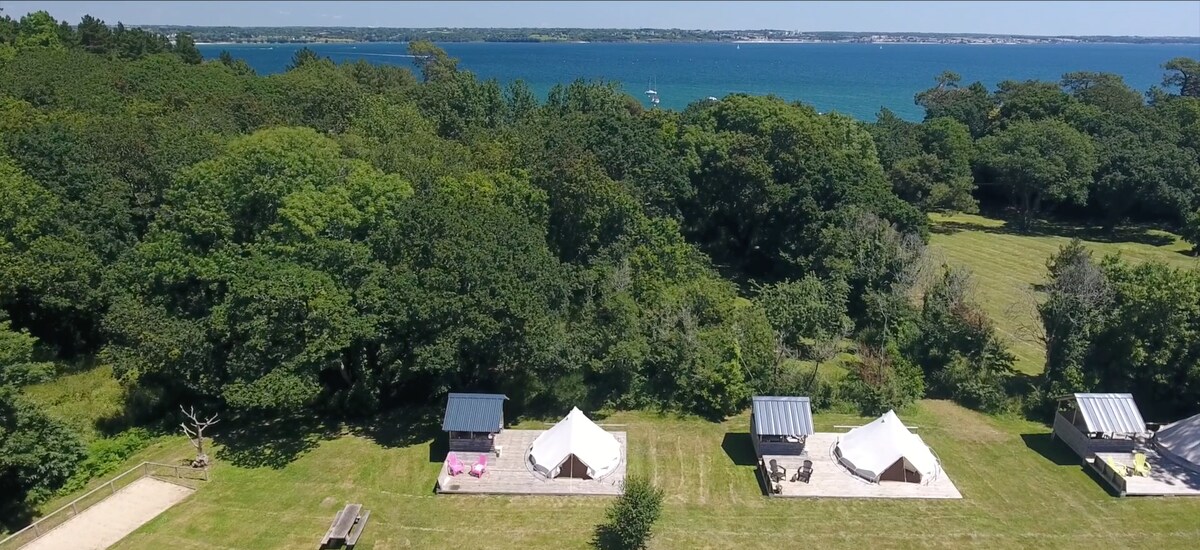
[{"left": 23, "top": 477, "right": 193, "bottom": 550}]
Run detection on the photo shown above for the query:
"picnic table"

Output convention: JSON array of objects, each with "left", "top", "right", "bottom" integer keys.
[{"left": 319, "top": 503, "right": 371, "bottom": 549}]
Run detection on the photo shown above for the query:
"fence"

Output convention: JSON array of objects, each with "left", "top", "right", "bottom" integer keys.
[{"left": 0, "top": 462, "right": 208, "bottom": 550}]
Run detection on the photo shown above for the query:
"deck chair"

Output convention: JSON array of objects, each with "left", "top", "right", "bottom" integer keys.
[
  {"left": 797, "top": 460, "right": 814, "bottom": 483},
  {"left": 447, "top": 452, "right": 465, "bottom": 476},
  {"left": 767, "top": 459, "right": 786, "bottom": 483},
  {"left": 470, "top": 453, "right": 488, "bottom": 477},
  {"left": 1105, "top": 457, "right": 1128, "bottom": 477},
  {"left": 791, "top": 460, "right": 813, "bottom": 483},
  {"left": 1133, "top": 453, "right": 1151, "bottom": 477}
]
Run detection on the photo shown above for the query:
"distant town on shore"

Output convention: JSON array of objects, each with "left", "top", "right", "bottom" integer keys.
[{"left": 138, "top": 26, "right": 1200, "bottom": 45}]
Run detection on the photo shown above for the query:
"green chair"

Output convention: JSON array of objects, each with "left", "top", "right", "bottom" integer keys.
[
  {"left": 1133, "top": 453, "right": 1151, "bottom": 477},
  {"left": 1106, "top": 458, "right": 1128, "bottom": 477}
]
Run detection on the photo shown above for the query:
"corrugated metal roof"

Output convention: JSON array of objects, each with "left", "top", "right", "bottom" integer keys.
[
  {"left": 751, "top": 396, "right": 814, "bottom": 437},
  {"left": 1072, "top": 393, "right": 1146, "bottom": 435},
  {"left": 442, "top": 393, "right": 507, "bottom": 433}
]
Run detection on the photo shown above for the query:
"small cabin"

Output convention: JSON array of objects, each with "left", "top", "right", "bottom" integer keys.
[
  {"left": 1052, "top": 393, "right": 1146, "bottom": 459},
  {"left": 442, "top": 393, "right": 507, "bottom": 454},
  {"left": 750, "top": 396, "right": 814, "bottom": 457}
]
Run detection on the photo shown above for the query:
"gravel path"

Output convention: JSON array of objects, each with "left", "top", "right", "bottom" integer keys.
[{"left": 23, "top": 477, "right": 193, "bottom": 550}]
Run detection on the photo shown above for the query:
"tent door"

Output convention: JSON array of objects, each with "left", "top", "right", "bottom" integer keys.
[{"left": 556, "top": 454, "right": 593, "bottom": 479}]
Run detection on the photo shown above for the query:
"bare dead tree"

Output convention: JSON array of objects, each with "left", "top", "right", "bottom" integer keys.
[{"left": 180, "top": 405, "right": 219, "bottom": 468}]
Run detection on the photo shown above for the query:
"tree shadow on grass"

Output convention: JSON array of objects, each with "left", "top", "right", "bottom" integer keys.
[
  {"left": 1020, "top": 433, "right": 1081, "bottom": 467},
  {"left": 214, "top": 414, "right": 340, "bottom": 469},
  {"left": 931, "top": 219, "right": 1178, "bottom": 248},
  {"left": 347, "top": 406, "right": 442, "bottom": 454},
  {"left": 721, "top": 432, "right": 757, "bottom": 467}
]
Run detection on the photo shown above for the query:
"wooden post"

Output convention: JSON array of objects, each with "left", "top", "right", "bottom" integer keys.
[
  {"left": 109, "top": 480, "right": 116, "bottom": 495},
  {"left": 33, "top": 522, "right": 40, "bottom": 536},
  {"left": 175, "top": 465, "right": 180, "bottom": 479},
  {"left": 71, "top": 502, "right": 78, "bottom": 515}
]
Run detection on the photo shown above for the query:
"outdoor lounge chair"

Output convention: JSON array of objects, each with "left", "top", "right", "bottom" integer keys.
[
  {"left": 470, "top": 453, "right": 488, "bottom": 477},
  {"left": 1133, "top": 452, "right": 1151, "bottom": 477},
  {"left": 768, "top": 459, "right": 786, "bottom": 483},
  {"left": 1106, "top": 457, "right": 1128, "bottom": 477},
  {"left": 447, "top": 452, "right": 465, "bottom": 476},
  {"left": 797, "top": 460, "right": 814, "bottom": 483}
]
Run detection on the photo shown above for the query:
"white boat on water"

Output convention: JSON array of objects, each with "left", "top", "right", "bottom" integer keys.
[{"left": 645, "top": 79, "right": 660, "bottom": 106}]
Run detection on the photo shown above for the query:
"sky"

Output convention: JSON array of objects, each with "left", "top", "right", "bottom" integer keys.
[{"left": 2, "top": 1, "right": 1198, "bottom": 37}]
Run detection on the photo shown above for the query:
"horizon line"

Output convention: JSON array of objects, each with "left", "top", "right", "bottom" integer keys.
[{"left": 124, "top": 25, "right": 1200, "bottom": 40}]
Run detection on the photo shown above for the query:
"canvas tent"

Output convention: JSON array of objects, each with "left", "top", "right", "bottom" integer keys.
[
  {"left": 1155, "top": 412, "right": 1200, "bottom": 474},
  {"left": 834, "top": 410, "right": 939, "bottom": 484},
  {"left": 528, "top": 407, "right": 621, "bottom": 479}
]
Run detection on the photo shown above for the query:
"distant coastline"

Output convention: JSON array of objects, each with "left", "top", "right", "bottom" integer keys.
[{"left": 149, "top": 26, "right": 1200, "bottom": 46}]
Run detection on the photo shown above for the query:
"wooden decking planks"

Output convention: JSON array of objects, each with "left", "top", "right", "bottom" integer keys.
[
  {"left": 437, "top": 429, "right": 626, "bottom": 496},
  {"left": 1092, "top": 449, "right": 1200, "bottom": 496},
  {"left": 763, "top": 433, "right": 963, "bottom": 499}
]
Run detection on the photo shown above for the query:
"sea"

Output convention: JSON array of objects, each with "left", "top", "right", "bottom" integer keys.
[{"left": 197, "top": 42, "right": 1200, "bottom": 121}]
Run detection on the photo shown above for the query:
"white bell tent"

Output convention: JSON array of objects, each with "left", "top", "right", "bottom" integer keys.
[
  {"left": 528, "top": 407, "right": 621, "bottom": 479},
  {"left": 834, "top": 410, "right": 940, "bottom": 484},
  {"left": 1156, "top": 412, "right": 1200, "bottom": 474}
]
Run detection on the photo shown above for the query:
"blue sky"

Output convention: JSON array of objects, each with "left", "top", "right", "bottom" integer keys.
[{"left": 3, "top": 1, "right": 1198, "bottom": 37}]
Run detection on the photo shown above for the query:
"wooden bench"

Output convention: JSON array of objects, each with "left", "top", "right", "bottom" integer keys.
[{"left": 318, "top": 504, "right": 370, "bottom": 549}]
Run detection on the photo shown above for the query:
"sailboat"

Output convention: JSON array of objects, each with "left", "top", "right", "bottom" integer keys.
[{"left": 644, "top": 78, "right": 660, "bottom": 107}]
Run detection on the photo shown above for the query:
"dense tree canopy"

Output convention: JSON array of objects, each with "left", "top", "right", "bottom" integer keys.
[{"left": 0, "top": 12, "right": 1198, "bottom": 520}]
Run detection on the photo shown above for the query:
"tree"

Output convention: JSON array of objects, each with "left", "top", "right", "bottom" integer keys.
[
  {"left": 286, "top": 46, "right": 321, "bottom": 71},
  {"left": 0, "top": 387, "right": 86, "bottom": 520},
  {"left": 173, "top": 32, "right": 201, "bottom": 64},
  {"left": 974, "top": 119, "right": 1097, "bottom": 226},
  {"left": 594, "top": 475, "right": 664, "bottom": 550},
  {"left": 1037, "top": 240, "right": 1110, "bottom": 403},
  {"left": 15, "top": 11, "right": 63, "bottom": 50},
  {"left": 217, "top": 50, "right": 255, "bottom": 76},
  {"left": 839, "top": 342, "right": 925, "bottom": 416},
  {"left": 909, "top": 266, "right": 1014, "bottom": 412},
  {"left": 0, "top": 318, "right": 55, "bottom": 386},
  {"left": 75, "top": 15, "right": 112, "bottom": 54},
  {"left": 682, "top": 95, "right": 924, "bottom": 283},
  {"left": 1184, "top": 209, "right": 1200, "bottom": 252},
  {"left": 915, "top": 74, "right": 993, "bottom": 138},
  {"left": 179, "top": 406, "right": 218, "bottom": 467},
  {"left": 1162, "top": 57, "right": 1200, "bottom": 97},
  {"left": 993, "top": 79, "right": 1073, "bottom": 123},
  {"left": 1061, "top": 71, "right": 1144, "bottom": 114},
  {"left": 408, "top": 39, "right": 458, "bottom": 82}
]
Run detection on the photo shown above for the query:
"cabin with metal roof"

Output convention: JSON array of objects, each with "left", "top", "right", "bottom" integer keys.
[
  {"left": 750, "top": 396, "right": 814, "bottom": 457},
  {"left": 1052, "top": 393, "right": 1146, "bottom": 459},
  {"left": 443, "top": 393, "right": 507, "bottom": 453}
]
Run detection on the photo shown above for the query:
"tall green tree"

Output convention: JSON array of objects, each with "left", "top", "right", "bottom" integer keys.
[
  {"left": 173, "top": 32, "right": 201, "bottom": 64},
  {"left": 1162, "top": 57, "right": 1200, "bottom": 97},
  {"left": 974, "top": 119, "right": 1097, "bottom": 226}
]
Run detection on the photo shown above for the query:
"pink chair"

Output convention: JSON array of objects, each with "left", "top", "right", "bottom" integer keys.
[
  {"left": 447, "top": 452, "right": 465, "bottom": 476},
  {"left": 469, "top": 454, "right": 488, "bottom": 477}
]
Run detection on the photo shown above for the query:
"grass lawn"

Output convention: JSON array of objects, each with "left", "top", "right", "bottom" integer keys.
[
  {"left": 23, "top": 364, "right": 126, "bottom": 441},
  {"left": 929, "top": 213, "right": 1198, "bottom": 374},
  {"left": 103, "top": 400, "right": 1200, "bottom": 550}
]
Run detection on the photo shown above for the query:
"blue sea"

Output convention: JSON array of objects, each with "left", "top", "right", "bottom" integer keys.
[{"left": 198, "top": 42, "right": 1200, "bottom": 121}]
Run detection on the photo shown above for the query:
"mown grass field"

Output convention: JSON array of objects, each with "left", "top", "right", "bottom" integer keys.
[
  {"left": 12, "top": 216, "right": 1200, "bottom": 548},
  {"left": 928, "top": 213, "right": 1198, "bottom": 374},
  {"left": 91, "top": 400, "right": 1200, "bottom": 550}
]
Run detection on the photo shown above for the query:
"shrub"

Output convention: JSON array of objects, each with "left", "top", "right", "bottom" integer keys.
[
  {"left": 594, "top": 475, "right": 664, "bottom": 550},
  {"left": 839, "top": 343, "right": 925, "bottom": 416},
  {"left": 59, "top": 428, "right": 154, "bottom": 494}
]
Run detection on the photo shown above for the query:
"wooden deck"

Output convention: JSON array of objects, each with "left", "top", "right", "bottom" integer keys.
[
  {"left": 1091, "top": 448, "right": 1200, "bottom": 497},
  {"left": 761, "top": 433, "right": 962, "bottom": 499},
  {"left": 436, "top": 429, "right": 626, "bottom": 496}
]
